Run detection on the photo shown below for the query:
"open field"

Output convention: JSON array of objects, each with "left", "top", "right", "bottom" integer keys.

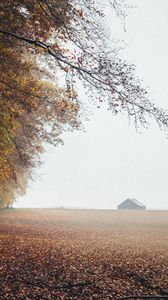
[{"left": 0, "top": 209, "right": 168, "bottom": 299}]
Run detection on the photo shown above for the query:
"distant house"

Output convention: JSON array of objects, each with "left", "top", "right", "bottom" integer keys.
[{"left": 117, "top": 198, "right": 146, "bottom": 210}]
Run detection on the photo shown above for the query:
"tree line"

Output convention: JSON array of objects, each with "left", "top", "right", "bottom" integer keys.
[{"left": 0, "top": 0, "right": 167, "bottom": 207}]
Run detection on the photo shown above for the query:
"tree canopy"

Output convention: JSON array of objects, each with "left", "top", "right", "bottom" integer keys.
[{"left": 0, "top": 0, "right": 168, "bottom": 207}]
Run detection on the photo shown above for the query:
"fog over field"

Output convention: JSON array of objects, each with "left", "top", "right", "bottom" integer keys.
[{"left": 0, "top": 209, "right": 168, "bottom": 299}]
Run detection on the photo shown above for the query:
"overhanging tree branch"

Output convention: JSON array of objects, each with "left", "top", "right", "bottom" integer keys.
[{"left": 1, "top": 28, "right": 168, "bottom": 131}]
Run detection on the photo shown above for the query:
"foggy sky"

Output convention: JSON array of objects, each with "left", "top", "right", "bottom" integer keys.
[{"left": 15, "top": 0, "right": 168, "bottom": 210}]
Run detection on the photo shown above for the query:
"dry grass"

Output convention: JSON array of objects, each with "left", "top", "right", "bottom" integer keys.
[{"left": 0, "top": 209, "right": 168, "bottom": 299}]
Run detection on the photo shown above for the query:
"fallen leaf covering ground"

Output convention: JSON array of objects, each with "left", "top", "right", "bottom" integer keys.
[{"left": 0, "top": 209, "right": 168, "bottom": 300}]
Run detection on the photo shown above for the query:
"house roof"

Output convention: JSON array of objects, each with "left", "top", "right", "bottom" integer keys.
[
  {"left": 127, "top": 198, "right": 145, "bottom": 207},
  {"left": 119, "top": 198, "right": 145, "bottom": 207}
]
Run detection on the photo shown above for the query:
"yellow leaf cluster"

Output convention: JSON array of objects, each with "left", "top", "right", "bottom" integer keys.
[{"left": 0, "top": 0, "right": 80, "bottom": 207}]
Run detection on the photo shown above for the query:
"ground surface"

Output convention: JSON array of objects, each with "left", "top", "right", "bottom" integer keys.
[{"left": 0, "top": 209, "right": 168, "bottom": 299}]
